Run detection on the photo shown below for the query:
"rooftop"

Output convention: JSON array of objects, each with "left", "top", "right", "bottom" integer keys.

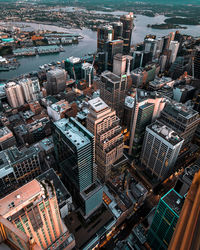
[
  {"left": 101, "top": 71, "right": 121, "bottom": 83},
  {"left": 162, "top": 189, "right": 184, "bottom": 216},
  {"left": 163, "top": 102, "right": 199, "bottom": 120},
  {"left": 0, "top": 180, "right": 41, "bottom": 217},
  {"left": 148, "top": 121, "right": 183, "bottom": 145},
  {"left": 50, "top": 100, "right": 71, "bottom": 113},
  {"left": 125, "top": 96, "right": 135, "bottom": 108},
  {"left": 88, "top": 97, "right": 108, "bottom": 113},
  {"left": 54, "top": 118, "right": 93, "bottom": 149},
  {"left": 0, "top": 126, "right": 12, "bottom": 138}
]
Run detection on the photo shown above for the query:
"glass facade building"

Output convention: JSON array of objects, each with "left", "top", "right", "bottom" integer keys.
[{"left": 147, "top": 189, "right": 184, "bottom": 250}]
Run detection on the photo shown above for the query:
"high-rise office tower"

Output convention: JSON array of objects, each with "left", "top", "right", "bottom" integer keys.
[
  {"left": 107, "top": 40, "right": 124, "bottom": 71},
  {"left": 144, "top": 38, "right": 157, "bottom": 59},
  {"left": 98, "top": 71, "right": 127, "bottom": 121},
  {"left": 112, "top": 22, "right": 123, "bottom": 40},
  {"left": 128, "top": 90, "right": 166, "bottom": 157},
  {"left": 155, "top": 37, "right": 164, "bottom": 58},
  {"left": 159, "top": 102, "right": 200, "bottom": 147},
  {"left": 0, "top": 146, "right": 41, "bottom": 198},
  {"left": 87, "top": 97, "right": 124, "bottom": 181},
  {"left": 169, "top": 41, "right": 180, "bottom": 64},
  {"left": 169, "top": 171, "right": 200, "bottom": 250},
  {"left": 0, "top": 179, "right": 75, "bottom": 250},
  {"left": 46, "top": 68, "right": 66, "bottom": 95},
  {"left": 5, "top": 82, "right": 25, "bottom": 108},
  {"left": 113, "top": 53, "right": 127, "bottom": 76},
  {"left": 52, "top": 118, "right": 103, "bottom": 217},
  {"left": 19, "top": 77, "right": 40, "bottom": 102},
  {"left": 130, "top": 68, "right": 145, "bottom": 87},
  {"left": 194, "top": 48, "right": 200, "bottom": 79},
  {"left": 141, "top": 121, "right": 184, "bottom": 181},
  {"left": 97, "top": 25, "right": 113, "bottom": 52},
  {"left": 159, "top": 55, "right": 167, "bottom": 73},
  {"left": 0, "top": 215, "right": 40, "bottom": 249},
  {"left": 132, "top": 51, "right": 144, "bottom": 69},
  {"left": 120, "top": 12, "right": 134, "bottom": 54},
  {"left": 147, "top": 189, "right": 184, "bottom": 250},
  {"left": 65, "top": 56, "right": 82, "bottom": 79}
]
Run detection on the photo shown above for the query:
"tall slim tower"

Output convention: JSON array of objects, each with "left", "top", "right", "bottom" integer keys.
[
  {"left": 87, "top": 97, "right": 124, "bottom": 181},
  {"left": 0, "top": 180, "right": 75, "bottom": 250},
  {"left": 120, "top": 12, "right": 134, "bottom": 54},
  {"left": 169, "top": 41, "right": 180, "bottom": 64},
  {"left": 128, "top": 90, "right": 166, "bottom": 157},
  {"left": 107, "top": 40, "right": 124, "bottom": 71},
  {"left": 5, "top": 82, "right": 25, "bottom": 108},
  {"left": 147, "top": 189, "right": 184, "bottom": 250},
  {"left": 52, "top": 118, "right": 103, "bottom": 217}
]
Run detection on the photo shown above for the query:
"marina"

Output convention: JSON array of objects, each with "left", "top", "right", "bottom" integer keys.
[{"left": 13, "top": 45, "right": 65, "bottom": 56}]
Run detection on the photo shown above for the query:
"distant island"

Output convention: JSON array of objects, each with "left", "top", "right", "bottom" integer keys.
[
  {"left": 147, "top": 23, "right": 187, "bottom": 30},
  {"left": 164, "top": 17, "right": 200, "bottom": 25}
]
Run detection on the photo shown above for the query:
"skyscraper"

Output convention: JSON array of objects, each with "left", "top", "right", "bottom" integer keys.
[
  {"left": 128, "top": 90, "right": 166, "bottom": 157},
  {"left": 0, "top": 215, "right": 40, "bottom": 249},
  {"left": 98, "top": 71, "right": 127, "bottom": 121},
  {"left": 87, "top": 97, "right": 124, "bottom": 181},
  {"left": 194, "top": 48, "right": 200, "bottom": 79},
  {"left": 52, "top": 118, "right": 103, "bottom": 217},
  {"left": 5, "top": 82, "right": 25, "bottom": 108},
  {"left": 169, "top": 171, "right": 200, "bottom": 250},
  {"left": 147, "top": 189, "right": 184, "bottom": 250},
  {"left": 0, "top": 179, "right": 75, "bottom": 249},
  {"left": 97, "top": 25, "right": 113, "bottom": 52},
  {"left": 159, "top": 102, "right": 200, "bottom": 147},
  {"left": 107, "top": 40, "right": 124, "bottom": 71},
  {"left": 46, "top": 68, "right": 67, "bottom": 95},
  {"left": 112, "top": 22, "right": 123, "bottom": 40},
  {"left": 113, "top": 53, "right": 127, "bottom": 76},
  {"left": 120, "top": 12, "right": 134, "bottom": 54},
  {"left": 169, "top": 41, "right": 180, "bottom": 64},
  {"left": 144, "top": 38, "right": 157, "bottom": 59},
  {"left": 141, "top": 121, "right": 184, "bottom": 181},
  {"left": 19, "top": 77, "right": 40, "bottom": 103}
]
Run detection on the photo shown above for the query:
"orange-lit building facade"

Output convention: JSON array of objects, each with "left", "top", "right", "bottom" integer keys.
[
  {"left": 87, "top": 97, "right": 124, "bottom": 181},
  {"left": 169, "top": 170, "right": 200, "bottom": 250},
  {"left": 0, "top": 179, "right": 75, "bottom": 250}
]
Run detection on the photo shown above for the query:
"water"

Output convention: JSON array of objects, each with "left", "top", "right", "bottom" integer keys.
[{"left": 1, "top": 14, "right": 200, "bottom": 81}]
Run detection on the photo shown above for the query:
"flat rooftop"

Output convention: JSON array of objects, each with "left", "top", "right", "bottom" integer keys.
[
  {"left": 0, "top": 180, "right": 41, "bottom": 217},
  {"left": 161, "top": 189, "right": 184, "bottom": 216},
  {"left": 148, "top": 121, "right": 183, "bottom": 146},
  {"left": 0, "top": 126, "right": 12, "bottom": 137},
  {"left": 102, "top": 71, "right": 120, "bottom": 83},
  {"left": 88, "top": 97, "right": 108, "bottom": 113},
  {"left": 54, "top": 118, "right": 93, "bottom": 150},
  {"left": 0, "top": 150, "right": 13, "bottom": 178},
  {"left": 163, "top": 102, "right": 199, "bottom": 120}
]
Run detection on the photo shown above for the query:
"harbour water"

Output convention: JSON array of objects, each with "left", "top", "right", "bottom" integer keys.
[{"left": 0, "top": 14, "right": 200, "bottom": 81}]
